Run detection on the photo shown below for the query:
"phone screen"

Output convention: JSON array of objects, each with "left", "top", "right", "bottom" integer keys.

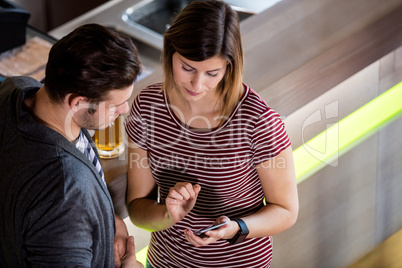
[{"left": 193, "top": 221, "right": 228, "bottom": 237}]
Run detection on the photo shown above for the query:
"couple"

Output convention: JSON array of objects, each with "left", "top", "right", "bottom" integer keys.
[{"left": 0, "top": 1, "right": 298, "bottom": 267}]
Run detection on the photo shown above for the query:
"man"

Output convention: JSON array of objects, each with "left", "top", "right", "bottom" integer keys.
[{"left": 0, "top": 24, "right": 143, "bottom": 267}]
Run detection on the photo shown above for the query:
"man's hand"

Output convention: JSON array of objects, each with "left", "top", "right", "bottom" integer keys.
[
  {"left": 114, "top": 215, "right": 129, "bottom": 267},
  {"left": 120, "top": 236, "right": 144, "bottom": 268}
]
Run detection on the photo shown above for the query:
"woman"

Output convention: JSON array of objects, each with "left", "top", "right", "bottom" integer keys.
[{"left": 125, "top": 1, "right": 298, "bottom": 267}]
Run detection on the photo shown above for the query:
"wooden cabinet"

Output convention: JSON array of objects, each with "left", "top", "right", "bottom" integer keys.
[{"left": 9, "top": 0, "right": 108, "bottom": 32}]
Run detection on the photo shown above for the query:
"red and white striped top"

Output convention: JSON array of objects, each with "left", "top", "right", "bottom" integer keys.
[{"left": 125, "top": 83, "right": 291, "bottom": 267}]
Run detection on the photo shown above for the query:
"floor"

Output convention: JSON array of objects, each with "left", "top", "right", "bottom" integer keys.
[
  {"left": 126, "top": 223, "right": 402, "bottom": 267},
  {"left": 125, "top": 217, "right": 151, "bottom": 254},
  {"left": 106, "top": 175, "right": 151, "bottom": 253},
  {"left": 349, "top": 228, "right": 402, "bottom": 268}
]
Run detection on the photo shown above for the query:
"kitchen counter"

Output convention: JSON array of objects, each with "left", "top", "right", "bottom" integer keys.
[
  {"left": 240, "top": 0, "right": 402, "bottom": 116},
  {"left": 49, "top": 0, "right": 402, "bottom": 184}
]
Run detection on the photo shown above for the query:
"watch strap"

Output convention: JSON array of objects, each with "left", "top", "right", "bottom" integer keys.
[{"left": 227, "top": 218, "right": 249, "bottom": 244}]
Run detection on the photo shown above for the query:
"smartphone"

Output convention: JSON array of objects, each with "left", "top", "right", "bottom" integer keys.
[{"left": 193, "top": 221, "right": 228, "bottom": 237}]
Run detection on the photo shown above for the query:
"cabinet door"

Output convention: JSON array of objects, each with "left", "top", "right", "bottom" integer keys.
[
  {"left": 8, "top": 0, "right": 108, "bottom": 32},
  {"left": 10, "top": 0, "right": 47, "bottom": 31},
  {"left": 47, "top": 0, "right": 108, "bottom": 30}
]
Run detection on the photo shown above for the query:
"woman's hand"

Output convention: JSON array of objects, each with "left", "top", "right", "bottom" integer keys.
[
  {"left": 166, "top": 182, "right": 201, "bottom": 223},
  {"left": 183, "top": 216, "right": 239, "bottom": 247}
]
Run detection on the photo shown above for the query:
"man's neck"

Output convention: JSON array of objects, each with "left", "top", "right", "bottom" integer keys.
[{"left": 24, "top": 86, "right": 81, "bottom": 142}]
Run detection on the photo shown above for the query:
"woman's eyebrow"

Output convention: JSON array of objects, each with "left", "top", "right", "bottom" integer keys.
[
  {"left": 180, "top": 59, "right": 224, "bottom": 72},
  {"left": 207, "top": 68, "right": 223, "bottom": 72},
  {"left": 180, "top": 59, "right": 194, "bottom": 69}
]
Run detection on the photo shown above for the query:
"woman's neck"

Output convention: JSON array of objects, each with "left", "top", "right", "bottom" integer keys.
[{"left": 169, "top": 88, "right": 223, "bottom": 129}]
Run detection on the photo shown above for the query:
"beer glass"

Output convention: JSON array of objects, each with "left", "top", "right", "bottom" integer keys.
[{"left": 93, "top": 115, "right": 125, "bottom": 159}]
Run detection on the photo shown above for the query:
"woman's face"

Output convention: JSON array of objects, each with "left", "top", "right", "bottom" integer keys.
[{"left": 172, "top": 52, "right": 227, "bottom": 102}]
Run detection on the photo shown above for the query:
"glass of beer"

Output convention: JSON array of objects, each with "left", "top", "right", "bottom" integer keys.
[{"left": 93, "top": 115, "right": 125, "bottom": 159}]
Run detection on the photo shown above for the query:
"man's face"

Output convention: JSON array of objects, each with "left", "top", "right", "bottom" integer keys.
[{"left": 78, "top": 84, "right": 134, "bottom": 130}]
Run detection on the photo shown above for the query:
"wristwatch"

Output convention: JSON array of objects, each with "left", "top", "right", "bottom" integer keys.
[{"left": 227, "top": 218, "right": 249, "bottom": 244}]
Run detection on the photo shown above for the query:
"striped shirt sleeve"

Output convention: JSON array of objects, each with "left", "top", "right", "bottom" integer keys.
[
  {"left": 125, "top": 93, "right": 148, "bottom": 150},
  {"left": 251, "top": 106, "right": 291, "bottom": 165}
]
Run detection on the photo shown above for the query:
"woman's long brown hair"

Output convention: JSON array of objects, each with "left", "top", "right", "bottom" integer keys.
[{"left": 162, "top": 0, "right": 244, "bottom": 126}]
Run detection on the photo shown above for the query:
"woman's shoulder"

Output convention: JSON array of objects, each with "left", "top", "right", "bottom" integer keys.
[
  {"left": 140, "top": 82, "right": 163, "bottom": 94},
  {"left": 135, "top": 82, "right": 164, "bottom": 103},
  {"left": 241, "top": 83, "right": 275, "bottom": 114}
]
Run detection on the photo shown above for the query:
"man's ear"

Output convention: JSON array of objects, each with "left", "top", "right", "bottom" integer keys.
[{"left": 66, "top": 93, "right": 87, "bottom": 112}]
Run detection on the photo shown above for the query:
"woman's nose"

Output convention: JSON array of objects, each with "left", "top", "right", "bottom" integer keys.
[{"left": 191, "top": 73, "right": 204, "bottom": 91}]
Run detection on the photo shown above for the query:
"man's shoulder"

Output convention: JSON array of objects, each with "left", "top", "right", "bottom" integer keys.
[
  {"left": 0, "top": 77, "right": 42, "bottom": 132},
  {"left": 0, "top": 76, "right": 42, "bottom": 92}
]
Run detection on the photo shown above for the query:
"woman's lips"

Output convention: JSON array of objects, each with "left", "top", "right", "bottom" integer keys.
[{"left": 185, "top": 88, "right": 201, "bottom": 96}]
